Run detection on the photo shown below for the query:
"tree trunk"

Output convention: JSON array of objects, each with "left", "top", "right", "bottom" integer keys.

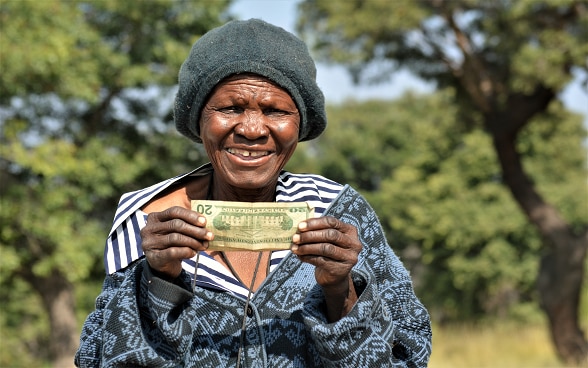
[
  {"left": 492, "top": 131, "right": 588, "bottom": 365},
  {"left": 27, "top": 269, "right": 78, "bottom": 368},
  {"left": 539, "top": 232, "right": 588, "bottom": 366}
]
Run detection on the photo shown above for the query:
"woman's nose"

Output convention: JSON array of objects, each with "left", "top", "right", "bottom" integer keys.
[{"left": 234, "top": 111, "right": 269, "bottom": 139}]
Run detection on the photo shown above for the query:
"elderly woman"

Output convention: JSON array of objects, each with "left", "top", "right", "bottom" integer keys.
[{"left": 76, "top": 19, "right": 431, "bottom": 368}]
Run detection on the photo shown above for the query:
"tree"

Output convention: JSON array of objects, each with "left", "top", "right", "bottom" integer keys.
[
  {"left": 297, "top": 0, "right": 588, "bottom": 364},
  {"left": 292, "top": 92, "right": 586, "bottom": 322},
  {"left": 0, "top": 1, "right": 231, "bottom": 366}
]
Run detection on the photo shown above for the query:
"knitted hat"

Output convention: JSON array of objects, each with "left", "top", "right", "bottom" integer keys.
[{"left": 174, "top": 19, "right": 327, "bottom": 143}]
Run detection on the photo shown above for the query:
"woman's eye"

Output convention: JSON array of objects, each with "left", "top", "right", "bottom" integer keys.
[
  {"left": 264, "top": 108, "right": 287, "bottom": 116},
  {"left": 219, "top": 106, "right": 243, "bottom": 114}
]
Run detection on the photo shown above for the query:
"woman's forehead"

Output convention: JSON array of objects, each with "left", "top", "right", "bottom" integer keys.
[{"left": 211, "top": 74, "right": 294, "bottom": 100}]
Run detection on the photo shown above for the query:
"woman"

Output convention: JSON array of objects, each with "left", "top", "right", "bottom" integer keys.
[{"left": 76, "top": 19, "right": 432, "bottom": 368}]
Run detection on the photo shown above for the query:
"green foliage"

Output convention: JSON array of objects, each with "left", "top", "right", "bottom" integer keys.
[
  {"left": 301, "top": 91, "right": 587, "bottom": 321},
  {"left": 0, "top": 0, "right": 231, "bottom": 363},
  {"left": 298, "top": 0, "right": 587, "bottom": 92},
  {"left": 0, "top": 0, "right": 231, "bottom": 101},
  {"left": 0, "top": 279, "right": 49, "bottom": 367},
  {"left": 299, "top": 1, "right": 588, "bottom": 362},
  {"left": 1, "top": 0, "right": 108, "bottom": 101},
  {"left": 298, "top": 0, "right": 588, "bottom": 342}
]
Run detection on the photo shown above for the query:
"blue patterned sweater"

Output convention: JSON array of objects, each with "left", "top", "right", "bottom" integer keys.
[{"left": 75, "top": 169, "right": 432, "bottom": 367}]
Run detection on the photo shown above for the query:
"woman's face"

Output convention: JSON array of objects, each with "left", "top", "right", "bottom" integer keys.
[{"left": 199, "top": 74, "right": 300, "bottom": 194}]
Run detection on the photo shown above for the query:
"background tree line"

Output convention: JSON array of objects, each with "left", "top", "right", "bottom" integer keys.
[{"left": 1, "top": 0, "right": 586, "bottom": 366}]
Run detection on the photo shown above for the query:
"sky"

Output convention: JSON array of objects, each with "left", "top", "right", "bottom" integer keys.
[{"left": 230, "top": 0, "right": 587, "bottom": 124}]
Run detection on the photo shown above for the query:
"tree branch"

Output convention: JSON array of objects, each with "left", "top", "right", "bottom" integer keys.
[{"left": 442, "top": 10, "right": 495, "bottom": 113}]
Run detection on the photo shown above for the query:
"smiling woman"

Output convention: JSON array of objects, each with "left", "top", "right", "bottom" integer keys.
[
  {"left": 75, "top": 19, "right": 432, "bottom": 368},
  {"left": 200, "top": 74, "right": 301, "bottom": 198}
]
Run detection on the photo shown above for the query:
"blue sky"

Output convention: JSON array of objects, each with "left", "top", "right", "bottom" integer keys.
[{"left": 230, "top": 0, "right": 587, "bottom": 123}]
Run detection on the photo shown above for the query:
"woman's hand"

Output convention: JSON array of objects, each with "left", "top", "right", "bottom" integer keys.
[
  {"left": 291, "top": 216, "right": 362, "bottom": 322},
  {"left": 140, "top": 206, "right": 213, "bottom": 280}
]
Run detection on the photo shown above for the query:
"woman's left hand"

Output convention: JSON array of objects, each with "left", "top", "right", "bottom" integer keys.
[{"left": 291, "top": 216, "right": 362, "bottom": 322}]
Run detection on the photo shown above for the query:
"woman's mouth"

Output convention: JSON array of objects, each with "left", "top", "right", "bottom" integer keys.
[{"left": 226, "top": 147, "right": 270, "bottom": 158}]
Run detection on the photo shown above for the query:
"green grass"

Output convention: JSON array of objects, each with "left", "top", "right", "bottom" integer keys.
[
  {"left": 429, "top": 321, "right": 576, "bottom": 368},
  {"left": 429, "top": 282, "right": 588, "bottom": 367}
]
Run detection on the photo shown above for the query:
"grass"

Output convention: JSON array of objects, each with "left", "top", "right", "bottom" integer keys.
[{"left": 428, "top": 321, "right": 578, "bottom": 368}]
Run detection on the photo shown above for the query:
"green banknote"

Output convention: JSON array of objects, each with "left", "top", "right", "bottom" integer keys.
[{"left": 191, "top": 200, "right": 315, "bottom": 251}]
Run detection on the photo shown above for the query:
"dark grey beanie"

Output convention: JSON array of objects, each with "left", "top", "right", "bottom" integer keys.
[{"left": 174, "top": 19, "right": 326, "bottom": 143}]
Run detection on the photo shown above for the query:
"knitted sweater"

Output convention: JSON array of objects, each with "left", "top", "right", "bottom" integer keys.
[{"left": 75, "top": 174, "right": 432, "bottom": 367}]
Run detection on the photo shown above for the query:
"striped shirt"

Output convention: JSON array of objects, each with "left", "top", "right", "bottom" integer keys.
[{"left": 103, "top": 163, "right": 343, "bottom": 298}]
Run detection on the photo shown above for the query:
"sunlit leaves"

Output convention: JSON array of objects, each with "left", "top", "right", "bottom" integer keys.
[{"left": 1, "top": 1, "right": 105, "bottom": 101}]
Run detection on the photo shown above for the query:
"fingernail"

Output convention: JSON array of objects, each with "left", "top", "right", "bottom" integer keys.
[
  {"left": 291, "top": 244, "right": 298, "bottom": 252},
  {"left": 198, "top": 216, "right": 206, "bottom": 225},
  {"left": 298, "top": 221, "right": 307, "bottom": 230},
  {"left": 292, "top": 234, "right": 300, "bottom": 243},
  {"left": 206, "top": 231, "right": 213, "bottom": 240}
]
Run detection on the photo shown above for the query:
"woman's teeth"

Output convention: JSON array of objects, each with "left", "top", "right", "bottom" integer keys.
[{"left": 227, "top": 148, "right": 269, "bottom": 157}]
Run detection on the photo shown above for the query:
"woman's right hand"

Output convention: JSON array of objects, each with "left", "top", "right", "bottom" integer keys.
[{"left": 140, "top": 206, "right": 213, "bottom": 280}]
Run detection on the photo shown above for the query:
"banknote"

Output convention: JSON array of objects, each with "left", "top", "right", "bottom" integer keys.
[{"left": 191, "top": 200, "right": 315, "bottom": 251}]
